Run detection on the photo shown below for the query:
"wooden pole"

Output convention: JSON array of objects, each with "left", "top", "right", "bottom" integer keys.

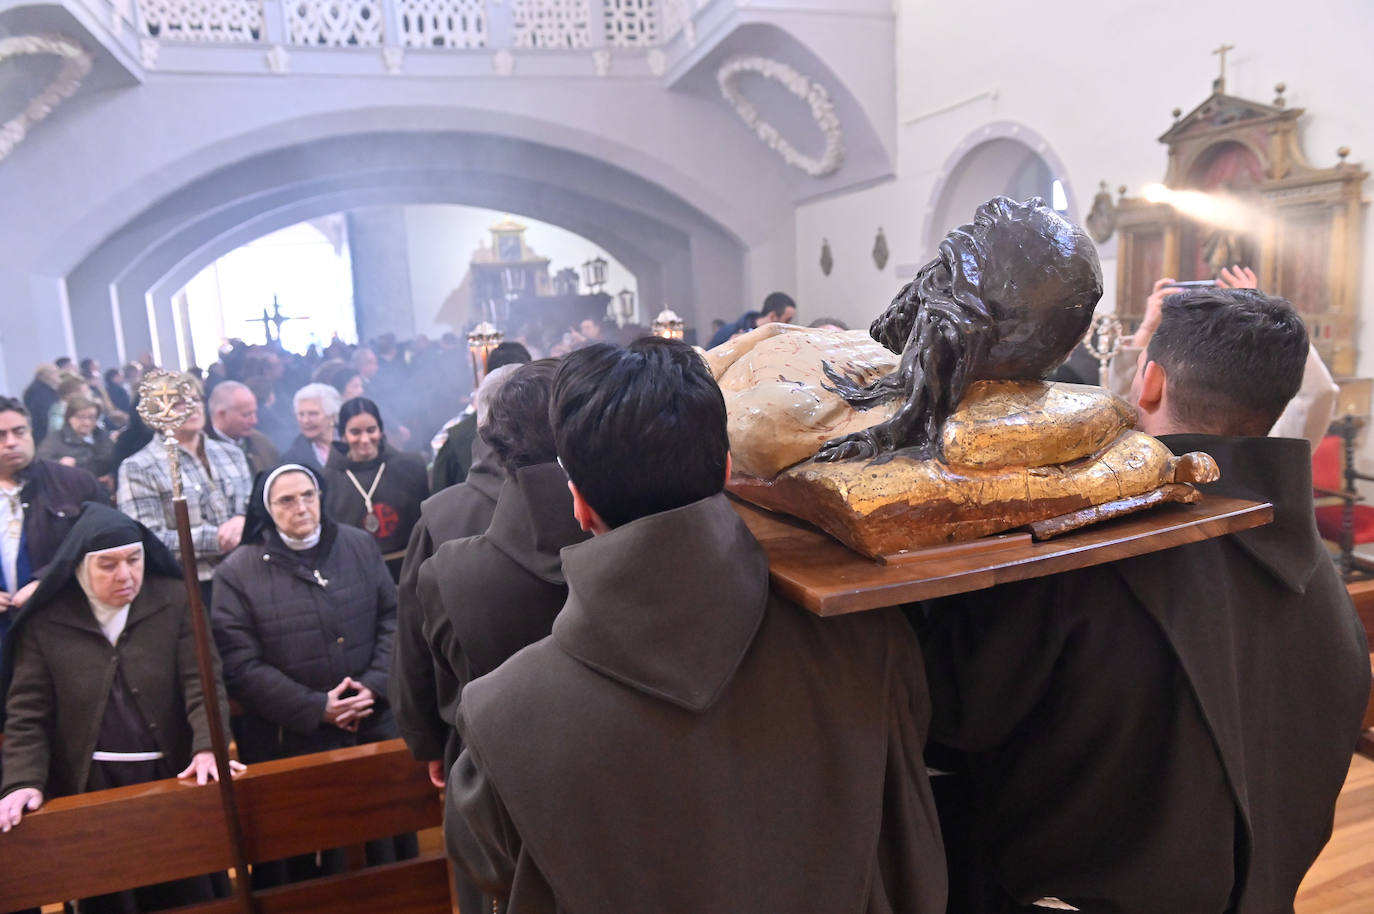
[
  {"left": 139, "top": 371, "right": 255, "bottom": 914},
  {"left": 171, "top": 496, "right": 255, "bottom": 914}
]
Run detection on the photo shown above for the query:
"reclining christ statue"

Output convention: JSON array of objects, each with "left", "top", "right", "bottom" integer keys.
[{"left": 706, "top": 196, "right": 1218, "bottom": 559}]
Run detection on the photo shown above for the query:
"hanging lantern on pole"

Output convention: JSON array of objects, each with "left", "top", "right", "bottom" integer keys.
[
  {"left": 581, "top": 256, "right": 608, "bottom": 292},
  {"left": 467, "top": 321, "right": 504, "bottom": 385},
  {"left": 613, "top": 288, "right": 636, "bottom": 327}
]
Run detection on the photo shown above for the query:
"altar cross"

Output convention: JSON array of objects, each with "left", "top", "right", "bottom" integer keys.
[{"left": 1212, "top": 43, "right": 1235, "bottom": 94}]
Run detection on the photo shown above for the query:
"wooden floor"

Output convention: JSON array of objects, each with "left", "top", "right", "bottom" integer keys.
[{"left": 1296, "top": 753, "right": 1374, "bottom": 913}]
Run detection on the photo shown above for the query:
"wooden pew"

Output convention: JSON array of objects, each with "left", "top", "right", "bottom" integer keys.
[{"left": 0, "top": 739, "right": 449, "bottom": 914}]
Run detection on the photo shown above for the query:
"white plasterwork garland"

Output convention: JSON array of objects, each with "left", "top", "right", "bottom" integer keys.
[
  {"left": 717, "top": 55, "right": 843, "bottom": 178},
  {"left": 0, "top": 35, "right": 93, "bottom": 164}
]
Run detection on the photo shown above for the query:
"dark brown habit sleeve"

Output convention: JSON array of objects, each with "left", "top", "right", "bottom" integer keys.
[{"left": 445, "top": 746, "right": 521, "bottom": 898}]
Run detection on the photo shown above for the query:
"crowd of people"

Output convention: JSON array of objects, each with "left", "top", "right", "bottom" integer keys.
[{"left": 0, "top": 278, "right": 1368, "bottom": 914}]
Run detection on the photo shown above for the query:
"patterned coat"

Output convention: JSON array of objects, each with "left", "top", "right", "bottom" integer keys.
[{"left": 117, "top": 435, "right": 251, "bottom": 581}]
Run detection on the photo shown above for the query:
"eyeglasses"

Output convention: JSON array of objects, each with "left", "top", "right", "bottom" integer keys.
[{"left": 270, "top": 490, "right": 318, "bottom": 509}]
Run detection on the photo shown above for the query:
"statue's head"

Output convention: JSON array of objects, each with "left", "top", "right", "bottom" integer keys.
[{"left": 872, "top": 196, "right": 1103, "bottom": 380}]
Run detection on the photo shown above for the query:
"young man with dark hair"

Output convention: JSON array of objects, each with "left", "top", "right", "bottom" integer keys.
[
  {"left": 409, "top": 359, "right": 588, "bottom": 914},
  {"left": 0, "top": 398, "right": 104, "bottom": 627},
  {"left": 919, "top": 288, "right": 1369, "bottom": 914},
  {"left": 706, "top": 291, "right": 798, "bottom": 348},
  {"left": 445, "top": 337, "right": 947, "bottom": 914}
]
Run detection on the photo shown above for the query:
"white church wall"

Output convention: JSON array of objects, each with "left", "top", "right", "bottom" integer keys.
[{"left": 797, "top": 0, "right": 1374, "bottom": 380}]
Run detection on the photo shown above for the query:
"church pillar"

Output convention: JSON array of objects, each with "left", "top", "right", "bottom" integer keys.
[
  {"left": 347, "top": 207, "right": 416, "bottom": 342},
  {"left": 115, "top": 282, "right": 156, "bottom": 368},
  {"left": 0, "top": 271, "right": 74, "bottom": 393}
]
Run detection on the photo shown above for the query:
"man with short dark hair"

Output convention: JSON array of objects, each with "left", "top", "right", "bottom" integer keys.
[
  {"left": 919, "top": 288, "right": 1370, "bottom": 913},
  {"left": 400, "top": 360, "right": 586, "bottom": 914},
  {"left": 445, "top": 338, "right": 947, "bottom": 914},
  {"left": 0, "top": 397, "right": 104, "bottom": 669},
  {"left": 706, "top": 291, "right": 798, "bottom": 348}
]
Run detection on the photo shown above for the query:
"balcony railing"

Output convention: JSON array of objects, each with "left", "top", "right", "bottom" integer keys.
[{"left": 135, "top": 0, "right": 694, "bottom": 50}]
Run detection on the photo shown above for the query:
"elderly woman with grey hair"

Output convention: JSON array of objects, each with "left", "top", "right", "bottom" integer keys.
[{"left": 281, "top": 382, "right": 343, "bottom": 474}]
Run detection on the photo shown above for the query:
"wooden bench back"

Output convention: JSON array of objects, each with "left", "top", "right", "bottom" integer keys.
[{"left": 0, "top": 739, "right": 448, "bottom": 913}]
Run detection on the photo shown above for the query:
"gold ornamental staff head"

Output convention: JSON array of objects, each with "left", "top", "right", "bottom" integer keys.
[{"left": 137, "top": 369, "right": 203, "bottom": 499}]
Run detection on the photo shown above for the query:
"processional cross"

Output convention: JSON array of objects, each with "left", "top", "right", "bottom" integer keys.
[
  {"left": 1212, "top": 43, "right": 1235, "bottom": 94},
  {"left": 247, "top": 296, "right": 305, "bottom": 343}
]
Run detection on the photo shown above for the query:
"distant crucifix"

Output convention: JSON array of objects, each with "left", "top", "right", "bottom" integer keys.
[
  {"left": 246, "top": 296, "right": 305, "bottom": 344},
  {"left": 1212, "top": 42, "right": 1235, "bottom": 94}
]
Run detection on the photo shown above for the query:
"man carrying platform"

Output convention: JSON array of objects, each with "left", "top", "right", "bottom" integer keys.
[
  {"left": 444, "top": 337, "right": 947, "bottom": 914},
  {"left": 917, "top": 287, "right": 1370, "bottom": 914}
]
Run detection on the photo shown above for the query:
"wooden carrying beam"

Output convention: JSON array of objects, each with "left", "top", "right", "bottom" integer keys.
[{"left": 0, "top": 739, "right": 442, "bottom": 912}]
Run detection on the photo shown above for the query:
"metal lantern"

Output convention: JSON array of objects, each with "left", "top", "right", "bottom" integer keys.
[
  {"left": 581, "top": 256, "right": 608, "bottom": 292},
  {"left": 613, "top": 288, "right": 636, "bottom": 327},
  {"left": 467, "top": 321, "right": 504, "bottom": 384},
  {"left": 651, "top": 308, "right": 685, "bottom": 341}
]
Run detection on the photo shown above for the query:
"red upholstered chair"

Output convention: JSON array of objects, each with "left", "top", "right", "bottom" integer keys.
[{"left": 1313, "top": 416, "right": 1374, "bottom": 580}]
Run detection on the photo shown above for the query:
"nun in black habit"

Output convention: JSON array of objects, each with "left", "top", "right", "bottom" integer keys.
[
  {"left": 211, "top": 464, "right": 413, "bottom": 889},
  {"left": 0, "top": 502, "right": 237, "bottom": 911}
]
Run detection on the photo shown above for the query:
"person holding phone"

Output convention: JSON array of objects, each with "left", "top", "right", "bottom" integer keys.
[{"left": 1109, "top": 265, "right": 1337, "bottom": 451}]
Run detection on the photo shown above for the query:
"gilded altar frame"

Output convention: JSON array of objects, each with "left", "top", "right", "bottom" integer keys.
[{"left": 1115, "top": 85, "right": 1368, "bottom": 380}]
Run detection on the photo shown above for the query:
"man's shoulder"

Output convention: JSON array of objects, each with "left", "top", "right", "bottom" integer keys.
[
  {"left": 246, "top": 430, "right": 279, "bottom": 456},
  {"left": 422, "top": 534, "right": 505, "bottom": 591},
  {"left": 758, "top": 593, "right": 910, "bottom": 672},
  {"left": 461, "top": 635, "right": 564, "bottom": 719}
]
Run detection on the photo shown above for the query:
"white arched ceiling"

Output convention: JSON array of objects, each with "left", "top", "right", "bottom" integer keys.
[{"left": 64, "top": 131, "right": 738, "bottom": 366}]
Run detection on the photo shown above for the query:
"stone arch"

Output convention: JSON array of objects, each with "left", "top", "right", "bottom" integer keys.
[
  {"left": 922, "top": 121, "right": 1081, "bottom": 253},
  {"left": 63, "top": 130, "right": 745, "bottom": 367}
]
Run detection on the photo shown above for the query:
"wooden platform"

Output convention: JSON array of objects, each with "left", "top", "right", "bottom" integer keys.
[{"left": 733, "top": 494, "right": 1273, "bottom": 615}]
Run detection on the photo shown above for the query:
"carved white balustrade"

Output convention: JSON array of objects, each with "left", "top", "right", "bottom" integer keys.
[
  {"left": 288, "top": 0, "right": 384, "bottom": 46},
  {"left": 511, "top": 0, "right": 590, "bottom": 49},
  {"left": 138, "top": 0, "right": 265, "bottom": 41},
  {"left": 397, "top": 0, "right": 487, "bottom": 47},
  {"left": 603, "top": 0, "right": 655, "bottom": 46},
  {"left": 134, "top": 0, "right": 704, "bottom": 50}
]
